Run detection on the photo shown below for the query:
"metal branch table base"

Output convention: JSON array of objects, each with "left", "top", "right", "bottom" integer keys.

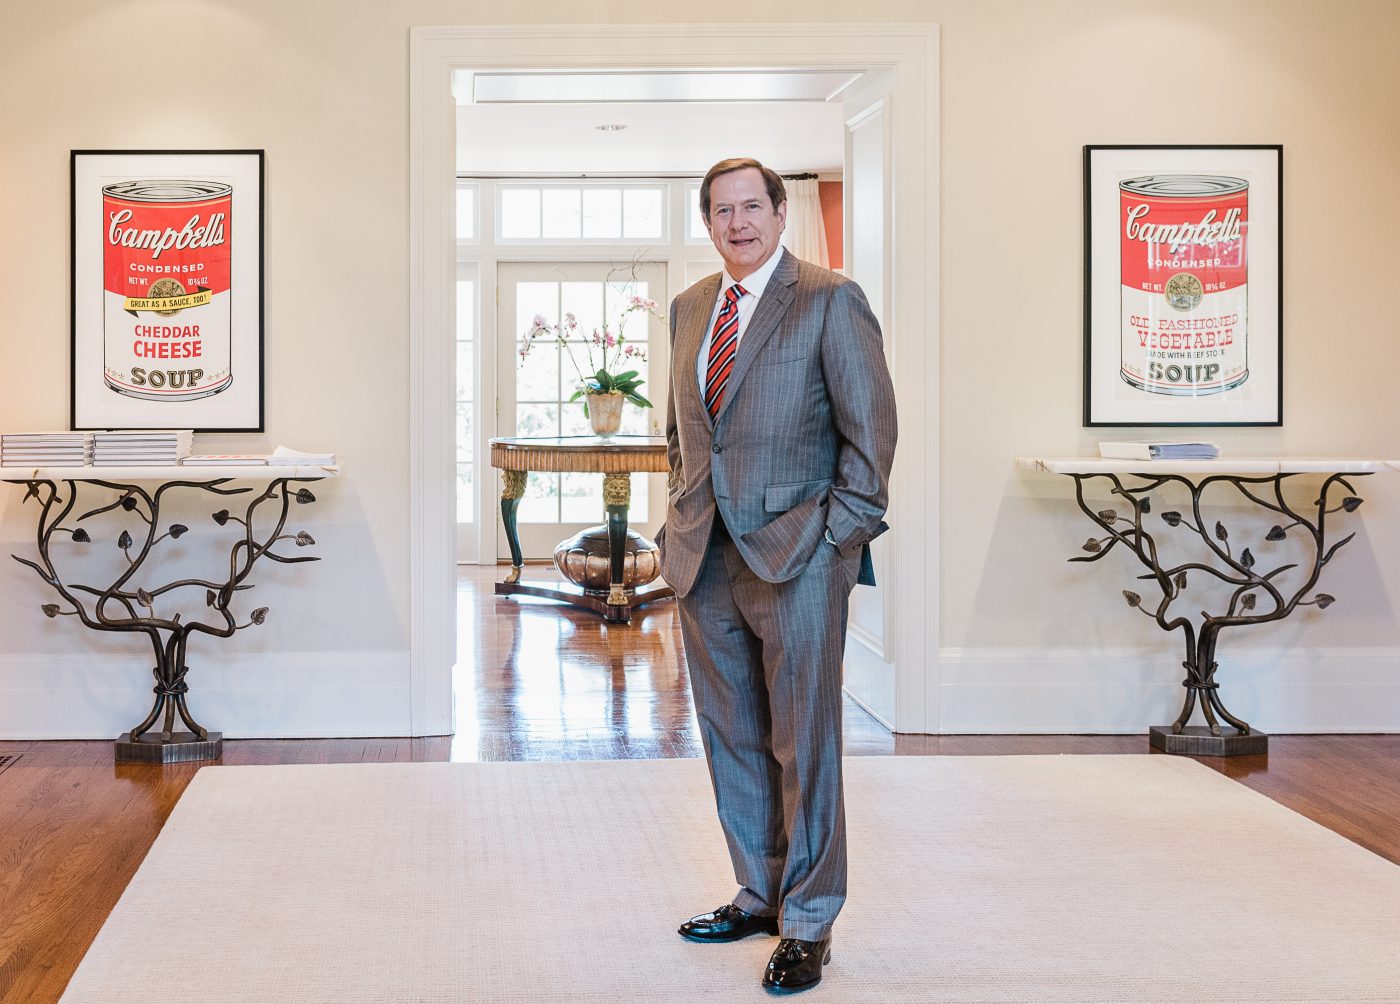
[
  {"left": 3, "top": 465, "right": 334, "bottom": 763},
  {"left": 1019, "top": 458, "right": 1383, "bottom": 758}
]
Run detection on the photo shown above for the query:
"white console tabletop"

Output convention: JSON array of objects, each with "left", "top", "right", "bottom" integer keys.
[
  {"left": 0, "top": 465, "right": 339, "bottom": 481},
  {"left": 1016, "top": 457, "right": 1390, "bottom": 476}
]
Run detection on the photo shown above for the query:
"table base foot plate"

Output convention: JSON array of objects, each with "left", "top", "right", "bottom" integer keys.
[
  {"left": 116, "top": 731, "right": 224, "bottom": 763},
  {"left": 1149, "top": 725, "right": 1267, "bottom": 757},
  {"left": 495, "top": 579, "right": 674, "bottom": 622}
]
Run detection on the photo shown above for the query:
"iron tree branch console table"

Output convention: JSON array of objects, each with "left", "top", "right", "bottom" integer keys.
[
  {"left": 1, "top": 464, "right": 338, "bottom": 763},
  {"left": 1018, "top": 457, "right": 1389, "bottom": 756}
]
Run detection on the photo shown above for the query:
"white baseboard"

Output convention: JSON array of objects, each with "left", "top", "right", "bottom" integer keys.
[
  {"left": 11, "top": 644, "right": 1392, "bottom": 740},
  {"left": 843, "top": 626, "right": 896, "bottom": 727},
  {"left": 935, "top": 647, "right": 1400, "bottom": 734},
  {"left": 843, "top": 685, "right": 894, "bottom": 731},
  {"left": 0, "top": 651, "right": 411, "bottom": 739}
]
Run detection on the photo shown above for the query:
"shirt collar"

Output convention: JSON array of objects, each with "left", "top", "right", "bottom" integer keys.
[{"left": 720, "top": 246, "right": 784, "bottom": 302}]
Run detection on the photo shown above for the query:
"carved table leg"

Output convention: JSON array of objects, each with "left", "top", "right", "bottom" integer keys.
[
  {"left": 603, "top": 473, "right": 631, "bottom": 621},
  {"left": 500, "top": 470, "right": 527, "bottom": 585}
]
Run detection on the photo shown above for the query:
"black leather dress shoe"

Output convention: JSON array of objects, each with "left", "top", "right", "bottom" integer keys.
[
  {"left": 677, "top": 904, "right": 779, "bottom": 943},
  {"left": 762, "top": 938, "right": 831, "bottom": 993}
]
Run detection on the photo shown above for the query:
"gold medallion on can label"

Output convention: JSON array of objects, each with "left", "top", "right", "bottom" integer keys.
[{"left": 1164, "top": 272, "right": 1204, "bottom": 312}]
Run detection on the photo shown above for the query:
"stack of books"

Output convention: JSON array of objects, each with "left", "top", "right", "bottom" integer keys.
[
  {"left": 1, "top": 432, "right": 93, "bottom": 467},
  {"left": 1099, "top": 441, "right": 1221, "bottom": 461},
  {"left": 92, "top": 430, "right": 194, "bottom": 466},
  {"left": 268, "top": 446, "right": 337, "bottom": 467}
]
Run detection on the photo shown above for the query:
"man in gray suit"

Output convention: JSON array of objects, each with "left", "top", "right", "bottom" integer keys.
[{"left": 660, "top": 157, "right": 896, "bottom": 993}]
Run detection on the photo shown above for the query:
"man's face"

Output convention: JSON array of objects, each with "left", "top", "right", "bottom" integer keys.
[{"left": 704, "top": 167, "right": 786, "bottom": 281}]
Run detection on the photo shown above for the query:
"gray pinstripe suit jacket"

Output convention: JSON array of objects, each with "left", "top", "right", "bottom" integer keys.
[{"left": 659, "top": 249, "right": 896, "bottom": 598}]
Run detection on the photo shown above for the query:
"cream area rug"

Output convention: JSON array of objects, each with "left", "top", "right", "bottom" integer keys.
[{"left": 62, "top": 756, "right": 1400, "bottom": 1002}]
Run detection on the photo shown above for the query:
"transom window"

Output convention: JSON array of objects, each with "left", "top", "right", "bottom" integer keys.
[{"left": 497, "top": 184, "right": 666, "bottom": 241}]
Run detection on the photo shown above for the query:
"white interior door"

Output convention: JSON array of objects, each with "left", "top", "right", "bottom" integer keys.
[
  {"left": 840, "top": 69, "right": 899, "bottom": 726},
  {"left": 496, "top": 260, "right": 668, "bottom": 560}
]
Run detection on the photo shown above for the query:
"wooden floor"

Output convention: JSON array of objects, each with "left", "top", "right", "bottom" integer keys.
[{"left": 2, "top": 564, "right": 1399, "bottom": 1003}]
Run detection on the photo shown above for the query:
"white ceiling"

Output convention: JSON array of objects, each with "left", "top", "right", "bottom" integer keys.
[
  {"left": 464, "top": 69, "right": 861, "bottom": 104},
  {"left": 456, "top": 101, "right": 846, "bottom": 175},
  {"left": 453, "top": 69, "right": 851, "bottom": 176}
]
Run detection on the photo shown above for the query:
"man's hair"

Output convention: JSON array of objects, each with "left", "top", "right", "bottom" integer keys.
[{"left": 699, "top": 158, "right": 787, "bottom": 220}]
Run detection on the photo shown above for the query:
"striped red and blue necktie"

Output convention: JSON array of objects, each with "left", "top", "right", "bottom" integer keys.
[{"left": 704, "top": 283, "right": 746, "bottom": 420}]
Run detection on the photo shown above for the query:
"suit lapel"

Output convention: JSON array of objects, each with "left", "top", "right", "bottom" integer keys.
[
  {"left": 677, "top": 274, "right": 722, "bottom": 432},
  {"left": 713, "top": 249, "right": 799, "bottom": 425}
]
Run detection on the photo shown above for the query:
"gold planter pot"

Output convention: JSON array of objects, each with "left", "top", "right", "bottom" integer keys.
[{"left": 585, "top": 392, "right": 624, "bottom": 437}]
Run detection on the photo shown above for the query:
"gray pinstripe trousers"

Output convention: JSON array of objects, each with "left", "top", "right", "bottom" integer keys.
[{"left": 678, "top": 518, "right": 859, "bottom": 943}]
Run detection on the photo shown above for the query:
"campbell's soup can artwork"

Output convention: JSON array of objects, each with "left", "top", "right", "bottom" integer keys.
[
  {"left": 102, "top": 180, "right": 233, "bottom": 401},
  {"left": 1119, "top": 175, "right": 1248, "bottom": 396}
]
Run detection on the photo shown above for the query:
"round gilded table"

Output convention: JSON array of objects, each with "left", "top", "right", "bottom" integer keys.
[{"left": 489, "top": 435, "right": 672, "bottom": 623}]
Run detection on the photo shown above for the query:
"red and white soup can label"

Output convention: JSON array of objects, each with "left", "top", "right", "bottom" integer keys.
[
  {"left": 1119, "top": 175, "right": 1248, "bottom": 396},
  {"left": 102, "top": 180, "right": 233, "bottom": 401}
]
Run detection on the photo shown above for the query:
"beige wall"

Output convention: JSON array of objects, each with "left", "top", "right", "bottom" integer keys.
[
  {"left": 2, "top": 1, "right": 1397, "bottom": 727},
  {"left": 938, "top": 0, "right": 1400, "bottom": 652}
]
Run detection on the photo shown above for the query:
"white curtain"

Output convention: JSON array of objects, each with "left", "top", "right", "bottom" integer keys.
[{"left": 781, "top": 176, "right": 830, "bottom": 269}]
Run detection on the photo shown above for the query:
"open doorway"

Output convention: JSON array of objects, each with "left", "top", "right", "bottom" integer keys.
[
  {"left": 409, "top": 24, "right": 939, "bottom": 739},
  {"left": 449, "top": 76, "right": 854, "bottom": 759},
  {"left": 452, "top": 78, "right": 853, "bottom": 566}
]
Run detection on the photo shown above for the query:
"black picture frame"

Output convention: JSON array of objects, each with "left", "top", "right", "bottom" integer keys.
[
  {"left": 1084, "top": 144, "right": 1282, "bottom": 427},
  {"left": 71, "top": 149, "right": 265, "bottom": 432}
]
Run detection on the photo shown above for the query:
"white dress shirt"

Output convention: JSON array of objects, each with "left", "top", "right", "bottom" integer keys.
[{"left": 695, "top": 247, "right": 784, "bottom": 392}]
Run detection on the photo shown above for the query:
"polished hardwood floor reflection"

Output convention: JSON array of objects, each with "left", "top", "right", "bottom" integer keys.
[
  {"left": 452, "top": 564, "right": 702, "bottom": 761},
  {"left": 1, "top": 564, "right": 1398, "bottom": 1003}
]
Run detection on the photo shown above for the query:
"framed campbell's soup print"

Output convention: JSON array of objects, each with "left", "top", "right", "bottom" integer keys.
[
  {"left": 71, "top": 150, "right": 264, "bottom": 431},
  {"left": 1084, "top": 145, "right": 1282, "bottom": 427}
]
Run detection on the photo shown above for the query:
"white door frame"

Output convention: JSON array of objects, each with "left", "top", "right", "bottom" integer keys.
[{"left": 409, "top": 22, "right": 940, "bottom": 736}]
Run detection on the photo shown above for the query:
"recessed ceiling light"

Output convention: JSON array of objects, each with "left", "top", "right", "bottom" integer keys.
[{"left": 596, "top": 124, "right": 628, "bottom": 132}]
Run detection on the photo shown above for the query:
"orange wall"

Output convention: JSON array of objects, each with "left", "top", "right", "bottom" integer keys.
[{"left": 818, "top": 181, "right": 843, "bottom": 270}]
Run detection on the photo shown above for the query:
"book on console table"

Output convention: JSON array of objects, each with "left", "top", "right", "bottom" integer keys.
[
  {"left": 182, "top": 455, "right": 271, "bottom": 466},
  {"left": 1, "top": 431, "right": 94, "bottom": 466},
  {"left": 1099, "top": 441, "right": 1220, "bottom": 461},
  {"left": 92, "top": 429, "right": 193, "bottom": 466},
  {"left": 266, "top": 446, "right": 336, "bottom": 466}
]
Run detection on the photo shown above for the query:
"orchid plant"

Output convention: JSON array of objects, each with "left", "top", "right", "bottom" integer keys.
[{"left": 520, "top": 295, "right": 657, "bottom": 411}]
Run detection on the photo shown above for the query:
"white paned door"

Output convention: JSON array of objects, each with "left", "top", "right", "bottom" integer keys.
[{"left": 496, "top": 260, "right": 668, "bottom": 559}]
